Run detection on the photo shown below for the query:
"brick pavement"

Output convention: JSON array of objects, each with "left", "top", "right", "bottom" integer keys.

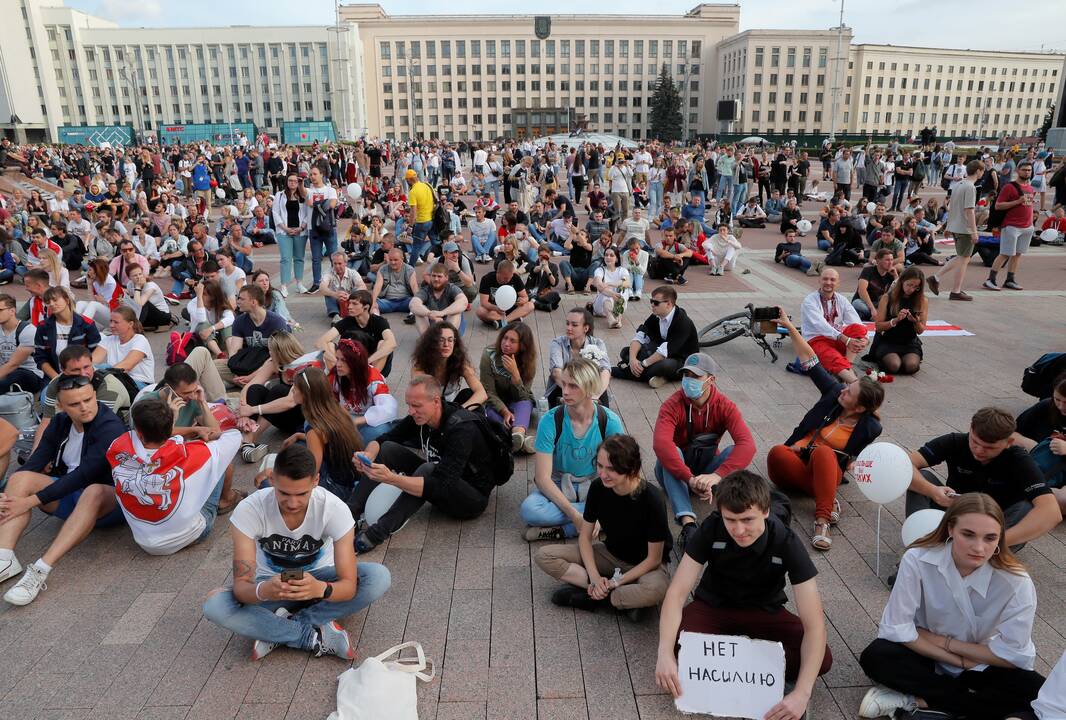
[{"left": 0, "top": 189, "right": 1064, "bottom": 720}]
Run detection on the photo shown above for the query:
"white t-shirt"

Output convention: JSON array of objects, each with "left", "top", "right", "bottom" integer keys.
[
  {"left": 93, "top": 275, "right": 118, "bottom": 303},
  {"left": 230, "top": 486, "right": 356, "bottom": 579},
  {"left": 100, "top": 333, "right": 155, "bottom": 386},
  {"left": 61, "top": 427, "right": 84, "bottom": 473},
  {"left": 54, "top": 322, "right": 72, "bottom": 357},
  {"left": 308, "top": 184, "right": 338, "bottom": 206},
  {"left": 127, "top": 281, "right": 169, "bottom": 314},
  {"left": 0, "top": 321, "right": 41, "bottom": 376},
  {"left": 594, "top": 265, "right": 631, "bottom": 293}
]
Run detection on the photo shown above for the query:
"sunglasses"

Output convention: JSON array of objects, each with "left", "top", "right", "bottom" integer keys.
[
  {"left": 56, "top": 374, "right": 91, "bottom": 391},
  {"left": 649, "top": 299, "right": 667, "bottom": 307}
]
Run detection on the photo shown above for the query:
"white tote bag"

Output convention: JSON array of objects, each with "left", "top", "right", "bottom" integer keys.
[{"left": 327, "top": 641, "right": 435, "bottom": 720}]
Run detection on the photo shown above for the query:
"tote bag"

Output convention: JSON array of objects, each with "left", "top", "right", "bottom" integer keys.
[{"left": 327, "top": 641, "right": 435, "bottom": 720}]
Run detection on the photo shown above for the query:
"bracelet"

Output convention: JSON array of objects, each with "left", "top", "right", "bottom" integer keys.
[
  {"left": 257, "top": 405, "right": 263, "bottom": 415},
  {"left": 255, "top": 581, "right": 266, "bottom": 601}
]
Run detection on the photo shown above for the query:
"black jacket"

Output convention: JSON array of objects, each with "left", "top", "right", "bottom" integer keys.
[
  {"left": 784, "top": 363, "right": 882, "bottom": 470},
  {"left": 636, "top": 306, "right": 699, "bottom": 362}
]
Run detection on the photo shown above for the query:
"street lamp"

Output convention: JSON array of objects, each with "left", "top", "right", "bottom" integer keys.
[
  {"left": 407, "top": 57, "right": 418, "bottom": 140},
  {"left": 118, "top": 66, "right": 145, "bottom": 145},
  {"left": 828, "top": 0, "right": 846, "bottom": 142}
]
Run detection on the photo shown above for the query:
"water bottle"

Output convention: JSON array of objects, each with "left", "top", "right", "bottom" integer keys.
[
  {"left": 610, "top": 567, "right": 623, "bottom": 589},
  {"left": 536, "top": 395, "right": 549, "bottom": 416}
]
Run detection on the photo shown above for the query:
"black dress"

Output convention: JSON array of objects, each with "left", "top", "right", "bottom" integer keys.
[{"left": 870, "top": 294, "right": 923, "bottom": 362}]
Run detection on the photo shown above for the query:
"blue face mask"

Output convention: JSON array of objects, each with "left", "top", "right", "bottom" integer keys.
[{"left": 681, "top": 376, "right": 705, "bottom": 399}]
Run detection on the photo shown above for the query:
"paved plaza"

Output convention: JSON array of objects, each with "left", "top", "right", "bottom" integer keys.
[{"left": 0, "top": 185, "right": 1064, "bottom": 720}]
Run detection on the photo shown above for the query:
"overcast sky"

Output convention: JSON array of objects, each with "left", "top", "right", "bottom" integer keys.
[{"left": 66, "top": 0, "right": 1066, "bottom": 55}]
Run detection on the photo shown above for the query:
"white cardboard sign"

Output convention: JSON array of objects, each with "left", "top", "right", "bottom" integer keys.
[{"left": 675, "top": 632, "right": 785, "bottom": 719}]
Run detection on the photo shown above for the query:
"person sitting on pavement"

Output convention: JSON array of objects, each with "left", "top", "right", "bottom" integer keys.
[
  {"left": 480, "top": 322, "right": 538, "bottom": 454},
  {"left": 544, "top": 307, "right": 612, "bottom": 409},
  {"left": 522, "top": 355, "right": 625, "bottom": 543},
  {"left": 535, "top": 433, "right": 671, "bottom": 621},
  {"left": 652, "top": 352, "right": 757, "bottom": 557},
  {"left": 1012, "top": 372, "right": 1066, "bottom": 510},
  {"left": 321, "top": 250, "right": 366, "bottom": 322},
  {"left": 0, "top": 375, "right": 125, "bottom": 606},
  {"left": 0, "top": 293, "right": 44, "bottom": 394},
  {"left": 656, "top": 470, "right": 832, "bottom": 720},
  {"left": 588, "top": 245, "right": 631, "bottom": 329},
  {"left": 410, "top": 321, "right": 487, "bottom": 409},
  {"left": 769, "top": 310, "right": 885, "bottom": 551},
  {"left": 235, "top": 331, "right": 310, "bottom": 463},
  {"left": 476, "top": 259, "right": 534, "bottom": 328},
  {"left": 370, "top": 248, "right": 418, "bottom": 325},
  {"left": 775, "top": 227, "right": 821, "bottom": 276},
  {"left": 527, "top": 243, "right": 563, "bottom": 312},
  {"left": 858, "top": 493, "right": 1045, "bottom": 720},
  {"left": 868, "top": 266, "right": 927, "bottom": 376},
  {"left": 107, "top": 396, "right": 241, "bottom": 556},
  {"left": 736, "top": 196, "right": 767, "bottom": 228},
  {"left": 649, "top": 227, "right": 693, "bottom": 286},
  {"left": 905, "top": 407, "right": 1062, "bottom": 549},
  {"left": 852, "top": 248, "right": 898, "bottom": 321},
  {"left": 33, "top": 287, "right": 101, "bottom": 381},
  {"left": 324, "top": 338, "right": 398, "bottom": 445},
  {"left": 779, "top": 196, "right": 804, "bottom": 235},
  {"left": 202, "top": 444, "right": 391, "bottom": 661},
  {"left": 410, "top": 262, "right": 469, "bottom": 335},
  {"left": 424, "top": 238, "right": 477, "bottom": 303},
  {"left": 702, "top": 223, "right": 742, "bottom": 276},
  {"left": 351, "top": 374, "right": 501, "bottom": 552},
  {"left": 611, "top": 286, "right": 699, "bottom": 389},
  {"left": 316, "top": 290, "right": 397, "bottom": 378},
  {"left": 796, "top": 268, "right": 868, "bottom": 383}
]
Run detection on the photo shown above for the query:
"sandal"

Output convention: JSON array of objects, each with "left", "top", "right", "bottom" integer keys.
[
  {"left": 829, "top": 498, "right": 841, "bottom": 525},
  {"left": 218, "top": 488, "right": 248, "bottom": 515},
  {"left": 811, "top": 520, "right": 832, "bottom": 551}
]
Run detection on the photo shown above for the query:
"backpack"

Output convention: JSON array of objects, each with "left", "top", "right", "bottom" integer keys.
[
  {"left": 165, "top": 330, "right": 203, "bottom": 366},
  {"left": 551, "top": 404, "right": 610, "bottom": 455},
  {"left": 985, "top": 181, "right": 1021, "bottom": 232},
  {"left": 1022, "top": 352, "right": 1066, "bottom": 399},
  {"left": 455, "top": 406, "right": 514, "bottom": 486}
]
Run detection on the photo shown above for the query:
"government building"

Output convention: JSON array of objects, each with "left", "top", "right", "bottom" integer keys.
[{"left": 1, "top": 0, "right": 1063, "bottom": 145}]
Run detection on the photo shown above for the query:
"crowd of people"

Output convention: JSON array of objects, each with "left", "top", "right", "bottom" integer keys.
[{"left": 0, "top": 131, "right": 1064, "bottom": 720}]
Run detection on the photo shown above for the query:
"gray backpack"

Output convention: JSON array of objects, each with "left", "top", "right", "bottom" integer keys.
[{"left": 0, "top": 382, "right": 39, "bottom": 488}]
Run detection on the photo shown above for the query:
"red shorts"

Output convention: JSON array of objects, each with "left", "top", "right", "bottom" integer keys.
[{"left": 809, "top": 323, "right": 867, "bottom": 374}]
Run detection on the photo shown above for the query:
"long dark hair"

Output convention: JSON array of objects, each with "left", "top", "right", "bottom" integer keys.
[
  {"left": 886, "top": 266, "right": 926, "bottom": 317},
  {"left": 493, "top": 322, "right": 537, "bottom": 384},
  {"left": 200, "top": 280, "right": 228, "bottom": 319},
  {"left": 296, "top": 367, "right": 363, "bottom": 473},
  {"left": 334, "top": 338, "right": 371, "bottom": 409},
  {"left": 1047, "top": 372, "right": 1066, "bottom": 429},
  {"left": 412, "top": 321, "right": 467, "bottom": 388},
  {"left": 283, "top": 171, "right": 306, "bottom": 201}
]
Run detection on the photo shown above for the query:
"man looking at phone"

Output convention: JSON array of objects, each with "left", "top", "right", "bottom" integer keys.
[
  {"left": 203, "top": 444, "right": 391, "bottom": 660},
  {"left": 905, "top": 407, "right": 1061, "bottom": 548}
]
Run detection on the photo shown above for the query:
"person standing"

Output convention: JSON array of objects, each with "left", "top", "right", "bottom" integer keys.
[
  {"left": 927, "top": 159, "right": 982, "bottom": 301},
  {"left": 831, "top": 148, "right": 855, "bottom": 201},
  {"left": 272, "top": 172, "right": 310, "bottom": 296},
  {"left": 405, "top": 168, "right": 436, "bottom": 263},
  {"left": 305, "top": 166, "right": 338, "bottom": 295},
  {"left": 985, "top": 160, "right": 1035, "bottom": 291}
]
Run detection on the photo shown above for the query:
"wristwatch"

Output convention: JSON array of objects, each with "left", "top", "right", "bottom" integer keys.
[{"left": 321, "top": 582, "right": 333, "bottom": 600}]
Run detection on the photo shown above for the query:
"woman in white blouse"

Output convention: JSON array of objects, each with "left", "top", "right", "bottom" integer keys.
[
  {"left": 858, "top": 493, "right": 1046, "bottom": 720},
  {"left": 92, "top": 306, "right": 156, "bottom": 388},
  {"left": 590, "top": 245, "right": 630, "bottom": 329}
]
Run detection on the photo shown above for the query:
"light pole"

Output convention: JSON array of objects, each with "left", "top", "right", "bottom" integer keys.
[
  {"left": 407, "top": 57, "right": 418, "bottom": 140},
  {"left": 828, "top": 0, "right": 846, "bottom": 142},
  {"left": 328, "top": 0, "right": 353, "bottom": 139},
  {"left": 119, "top": 67, "right": 145, "bottom": 145}
]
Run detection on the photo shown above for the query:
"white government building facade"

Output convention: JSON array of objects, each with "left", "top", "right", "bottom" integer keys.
[{"left": 0, "top": 0, "right": 1063, "bottom": 145}]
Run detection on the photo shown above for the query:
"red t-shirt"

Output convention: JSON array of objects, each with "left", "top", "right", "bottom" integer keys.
[{"left": 998, "top": 181, "right": 1034, "bottom": 229}]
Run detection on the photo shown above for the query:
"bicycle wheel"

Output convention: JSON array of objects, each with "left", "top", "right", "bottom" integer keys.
[{"left": 698, "top": 311, "right": 750, "bottom": 347}]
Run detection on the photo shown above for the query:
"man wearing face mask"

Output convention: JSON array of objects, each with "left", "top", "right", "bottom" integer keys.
[{"left": 652, "top": 353, "right": 757, "bottom": 559}]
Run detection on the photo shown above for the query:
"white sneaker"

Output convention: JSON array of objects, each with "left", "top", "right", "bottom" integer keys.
[
  {"left": 252, "top": 607, "right": 292, "bottom": 661},
  {"left": 859, "top": 685, "right": 916, "bottom": 718},
  {"left": 0, "top": 555, "right": 23, "bottom": 584},
  {"left": 279, "top": 285, "right": 289, "bottom": 298},
  {"left": 4, "top": 564, "right": 48, "bottom": 606},
  {"left": 295, "top": 283, "right": 309, "bottom": 294}
]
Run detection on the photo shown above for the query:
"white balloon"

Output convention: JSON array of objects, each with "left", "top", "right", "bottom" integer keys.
[
  {"left": 866, "top": 202, "right": 878, "bottom": 214},
  {"left": 494, "top": 284, "right": 517, "bottom": 312},
  {"left": 215, "top": 188, "right": 225, "bottom": 199},
  {"left": 1040, "top": 228, "right": 1059, "bottom": 243},
  {"left": 901, "top": 509, "right": 945, "bottom": 546},
  {"left": 346, "top": 183, "right": 362, "bottom": 200},
  {"left": 796, "top": 219, "right": 812, "bottom": 233},
  {"left": 853, "top": 442, "right": 912, "bottom": 505},
  {"left": 364, "top": 484, "right": 403, "bottom": 527}
]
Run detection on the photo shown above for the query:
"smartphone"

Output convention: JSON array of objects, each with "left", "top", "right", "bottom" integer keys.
[
  {"left": 355, "top": 452, "right": 373, "bottom": 467},
  {"left": 750, "top": 306, "right": 779, "bottom": 322},
  {"left": 281, "top": 569, "right": 304, "bottom": 582},
  {"left": 159, "top": 386, "right": 175, "bottom": 403}
]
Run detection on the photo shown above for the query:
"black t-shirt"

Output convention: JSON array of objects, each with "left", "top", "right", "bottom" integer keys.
[
  {"left": 366, "top": 147, "right": 382, "bottom": 169},
  {"left": 334, "top": 313, "right": 390, "bottom": 356},
  {"left": 685, "top": 513, "right": 817, "bottom": 612},
  {"left": 1016, "top": 399, "right": 1064, "bottom": 444},
  {"left": 918, "top": 433, "right": 1052, "bottom": 508},
  {"left": 479, "top": 272, "right": 526, "bottom": 298},
  {"left": 894, "top": 159, "right": 914, "bottom": 180},
  {"left": 370, "top": 245, "right": 405, "bottom": 266},
  {"left": 582, "top": 480, "right": 672, "bottom": 566},
  {"left": 569, "top": 239, "right": 592, "bottom": 269},
  {"left": 854, "top": 265, "right": 894, "bottom": 306}
]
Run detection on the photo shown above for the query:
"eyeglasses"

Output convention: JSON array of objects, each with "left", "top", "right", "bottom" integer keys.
[{"left": 56, "top": 374, "right": 91, "bottom": 391}]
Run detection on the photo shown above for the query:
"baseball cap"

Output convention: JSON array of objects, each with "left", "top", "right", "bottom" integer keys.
[
  {"left": 405, "top": 169, "right": 418, "bottom": 181},
  {"left": 442, "top": 241, "right": 460, "bottom": 253},
  {"left": 681, "top": 353, "right": 719, "bottom": 377}
]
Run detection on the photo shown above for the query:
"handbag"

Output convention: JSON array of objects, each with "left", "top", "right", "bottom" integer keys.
[
  {"left": 227, "top": 345, "right": 271, "bottom": 377},
  {"left": 0, "top": 383, "right": 38, "bottom": 433},
  {"left": 327, "top": 641, "right": 435, "bottom": 720}
]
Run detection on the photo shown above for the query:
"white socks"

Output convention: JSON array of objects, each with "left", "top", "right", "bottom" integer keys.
[{"left": 32, "top": 559, "right": 52, "bottom": 574}]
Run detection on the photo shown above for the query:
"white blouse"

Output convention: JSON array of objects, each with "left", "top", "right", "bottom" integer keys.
[
  {"left": 878, "top": 543, "right": 1037, "bottom": 677},
  {"left": 1033, "top": 650, "right": 1066, "bottom": 719}
]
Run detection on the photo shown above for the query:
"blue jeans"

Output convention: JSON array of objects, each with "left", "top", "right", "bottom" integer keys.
[
  {"left": 235, "top": 251, "right": 253, "bottom": 273},
  {"left": 471, "top": 233, "right": 496, "bottom": 257},
  {"left": 195, "top": 472, "right": 228, "bottom": 542},
  {"left": 278, "top": 232, "right": 307, "bottom": 286},
  {"left": 817, "top": 237, "right": 832, "bottom": 251},
  {"left": 731, "top": 183, "right": 749, "bottom": 217},
  {"left": 484, "top": 179, "right": 502, "bottom": 205},
  {"left": 376, "top": 296, "right": 411, "bottom": 314},
  {"left": 653, "top": 445, "right": 735, "bottom": 523},
  {"left": 520, "top": 477, "right": 587, "bottom": 538},
  {"left": 0, "top": 268, "right": 13, "bottom": 284},
  {"left": 358, "top": 419, "right": 399, "bottom": 445},
  {"left": 560, "top": 262, "right": 592, "bottom": 290},
  {"left": 852, "top": 298, "right": 873, "bottom": 321},
  {"left": 202, "top": 563, "right": 392, "bottom": 651},
  {"left": 649, "top": 181, "right": 664, "bottom": 216},
  {"left": 1031, "top": 439, "right": 1065, "bottom": 490},
  {"left": 716, "top": 175, "right": 733, "bottom": 202},
  {"left": 410, "top": 220, "right": 433, "bottom": 261},
  {"left": 784, "top": 254, "right": 812, "bottom": 272},
  {"left": 325, "top": 297, "right": 340, "bottom": 316},
  {"left": 891, "top": 180, "right": 909, "bottom": 209},
  {"left": 630, "top": 272, "right": 645, "bottom": 296},
  {"left": 308, "top": 229, "right": 338, "bottom": 285}
]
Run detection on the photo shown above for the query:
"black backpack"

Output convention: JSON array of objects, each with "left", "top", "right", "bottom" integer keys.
[
  {"left": 456, "top": 406, "right": 515, "bottom": 487},
  {"left": 1022, "top": 353, "right": 1066, "bottom": 399},
  {"left": 985, "top": 181, "right": 1021, "bottom": 231}
]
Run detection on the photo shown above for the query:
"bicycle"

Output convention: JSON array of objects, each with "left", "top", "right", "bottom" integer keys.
[{"left": 698, "top": 303, "right": 783, "bottom": 363}]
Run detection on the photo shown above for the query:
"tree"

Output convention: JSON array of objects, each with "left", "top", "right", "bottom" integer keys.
[
  {"left": 649, "top": 63, "right": 683, "bottom": 142},
  {"left": 1039, "top": 104, "right": 1055, "bottom": 141}
]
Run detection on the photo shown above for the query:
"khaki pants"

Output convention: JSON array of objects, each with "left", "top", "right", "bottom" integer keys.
[
  {"left": 183, "top": 346, "right": 227, "bottom": 402},
  {"left": 535, "top": 541, "right": 669, "bottom": 610},
  {"left": 610, "top": 192, "right": 631, "bottom": 221}
]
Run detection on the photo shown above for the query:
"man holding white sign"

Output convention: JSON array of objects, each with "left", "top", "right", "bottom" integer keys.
[{"left": 655, "top": 471, "right": 831, "bottom": 720}]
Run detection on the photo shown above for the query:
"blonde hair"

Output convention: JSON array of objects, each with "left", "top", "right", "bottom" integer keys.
[
  {"left": 267, "top": 331, "right": 305, "bottom": 367},
  {"left": 562, "top": 357, "right": 602, "bottom": 399}
]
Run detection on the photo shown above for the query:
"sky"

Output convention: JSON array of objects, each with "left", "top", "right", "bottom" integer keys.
[{"left": 64, "top": 0, "right": 1066, "bottom": 55}]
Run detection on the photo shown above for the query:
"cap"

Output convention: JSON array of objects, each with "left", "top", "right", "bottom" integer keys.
[
  {"left": 681, "top": 353, "right": 719, "bottom": 377},
  {"left": 442, "top": 241, "right": 460, "bottom": 253},
  {"left": 405, "top": 169, "right": 418, "bottom": 181}
]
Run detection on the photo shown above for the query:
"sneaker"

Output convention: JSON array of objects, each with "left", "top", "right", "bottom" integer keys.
[
  {"left": 522, "top": 435, "right": 537, "bottom": 455},
  {"left": 524, "top": 526, "right": 566, "bottom": 543},
  {"left": 858, "top": 685, "right": 916, "bottom": 718},
  {"left": 3, "top": 564, "right": 48, "bottom": 606},
  {"left": 164, "top": 294, "right": 180, "bottom": 306},
  {"left": 313, "top": 621, "right": 355, "bottom": 660},
  {"left": 624, "top": 607, "right": 649, "bottom": 623},
  {"left": 805, "top": 265, "right": 820, "bottom": 277},
  {"left": 648, "top": 375, "right": 668, "bottom": 389},
  {"left": 328, "top": 313, "right": 339, "bottom": 323},
  {"left": 0, "top": 555, "right": 23, "bottom": 584},
  {"left": 511, "top": 431, "right": 525, "bottom": 453},
  {"left": 279, "top": 285, "right": 289, "bottom": 298},
  {"left": 306, "top": 284, "right": 320, "bottom": 294},
  {"left": 675, "top": 276, "right": 688, "bottom": 286},
  {"left": 415, "top": 257, "right": 425, "bottom": 266},
  {"left": 179, "top": 291, "right": 193, "bottom": 300},
  {"left": 662, "top": 276, "right": 675, "bottom": 284},
  {"left": 354, "top": 531, "right": 379, "bottom": 554},
  {"left": 552, "top": 250, "right": 563, "bottom": 256},
  {"left": 1003, "top": 280, "right": 1024, "bottom": 290},
  {"left": 550, "top": 585, "right": 584, "bottom": 607},
  {"left": 252, "top": 607, "right": 292, "bottom": 661},
  {"left": 982, "top": 279, "right": 1001, "bottom": 291},
  {"left": 296, "top": 283, "right": 309, "bottom": 294},
  {"left": 926, "top": 275, "right": 940, "bottom": 296},
  {"left": 241, "top": 443, "right": 269, "bottom": 464},
  {"left": 403, "top": 313, "right": 416, "bottom": 325},
  {"left": 675, "top": 522, "right": 699, "bottom": 563},
  {"left": 948, "top": 291, "right": 973, "bottom": 301}
]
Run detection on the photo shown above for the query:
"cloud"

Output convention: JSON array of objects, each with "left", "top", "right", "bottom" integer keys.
[{"left": 98, "top": 0, "right": 163, "bottom": 23}]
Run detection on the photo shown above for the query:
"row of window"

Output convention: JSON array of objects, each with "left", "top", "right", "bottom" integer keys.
[
  {"left": 858, "top": 93, "right": 1047, "bottom": 109},
  {"left": 76, "top": 41, "right": 327, "bottom": 65},
  {"left": 382, "top": 79, "right": 696, "bottom": 94},
  {"left": 862, "top": 60, "right": 1056, "bottom": 77},
  {"left": 861, "top": 76, "right": 1051, "bottom": 93},
  {"left": 381, "top": 111, "right": 699, "bottom": 128},
  {"left": 380, "top": 38, "right": 702, "bottom": 60},
  {"left": 751, "top": 46, "right": 830, "bottom": 68},
  {"left": 382, "top": 95, "right": 696, "bottom": 110},
  {"left": 380, "top": 63, "right": 698, "bottom": 78},
  {"left": 856, "top": 111, "right": 1045, "bottom": 127}
]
